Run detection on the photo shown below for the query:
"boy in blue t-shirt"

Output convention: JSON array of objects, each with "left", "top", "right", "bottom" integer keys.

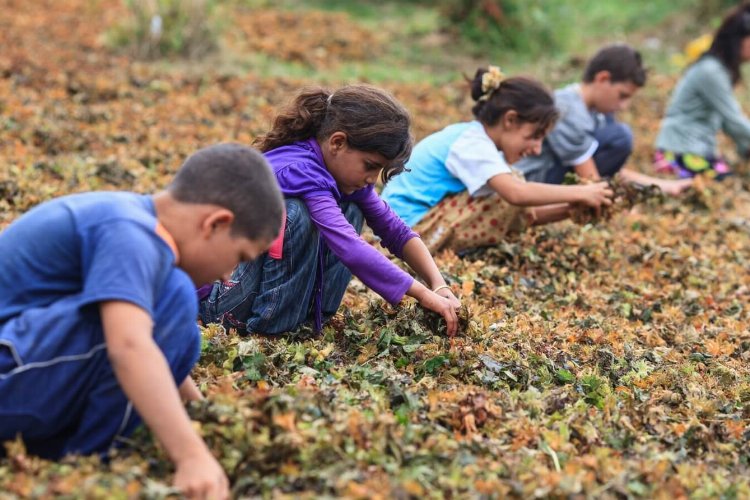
[
  {"left": 516, "top": 44, "right": 692, "bottom": 196},
  {"left": 0, "top": 143, "right": 284, "bottom": 499}
]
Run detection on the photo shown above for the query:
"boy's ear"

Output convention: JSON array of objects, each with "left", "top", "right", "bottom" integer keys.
[
  {"left": 594, "top": 70, "right": 612, "bottom": 84},
  {"left": 328, "top": 131, "right": 348, "bottom": 153},
  {"left": 201, "top": 208, "right": 235, "bottom": 238}
]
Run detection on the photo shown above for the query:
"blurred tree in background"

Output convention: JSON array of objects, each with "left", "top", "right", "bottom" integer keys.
[
  {"left": 105, "top": 0, "right": 741, "bottom": 69},
  {"left": 106, "top": 0, "right": 222, "bottom": 59}
]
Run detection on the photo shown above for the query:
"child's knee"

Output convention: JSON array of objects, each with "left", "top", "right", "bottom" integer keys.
[
  {"left": 602, "top": 122, "right": 633, "bottom": 155},
  {"left": 246, "top": 311, "right": 300, "bottom": 336},
  {"left": 285, "top": 198, "right": 314, "bottom": 234}
]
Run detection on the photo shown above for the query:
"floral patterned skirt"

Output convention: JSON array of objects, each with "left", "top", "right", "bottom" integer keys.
[{"left": 413, "top": 190, "right": 530, "bottom": 254}]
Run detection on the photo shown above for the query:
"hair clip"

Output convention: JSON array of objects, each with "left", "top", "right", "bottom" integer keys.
[{"left": 479, "top": 66, "right": 505, "bottom": 101}]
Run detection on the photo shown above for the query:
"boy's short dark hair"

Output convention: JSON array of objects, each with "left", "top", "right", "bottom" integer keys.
[
  {"left": 583, "top": 44, "right": 646, "bottom": 87},
  {"left": 169, "top": 143, "right": 284, "bottom": 242}
]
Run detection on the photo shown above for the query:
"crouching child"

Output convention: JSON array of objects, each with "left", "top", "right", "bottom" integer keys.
[{"left": 0, "top": 144, "right": 284, "bottom": 499}]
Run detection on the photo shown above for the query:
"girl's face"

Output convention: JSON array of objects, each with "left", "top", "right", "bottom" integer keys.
[
  {"left": 741, "top": 36, "right": 750, "bottom": 62},
  {"left": 323, "top": 132, "right": 388, "bottom": 195},
  {"left": 492, "top": 117, "right": 547, "bottom": 164}
]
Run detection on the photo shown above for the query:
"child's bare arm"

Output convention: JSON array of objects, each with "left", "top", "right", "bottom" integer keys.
[
  {"left": 617, "top": 168, "right": 693, "bottom": 196},
  {"left": 100, "top": 301, "right": 228, "bottom": 499},
  {"left": 401, "top": 239, "right": 457, "bottom": 297},
  {"left": 406, "top": 280, "right": 460, "bottom": 336},
  {"left": 573, "top": 158, "right": 601, "bottom": 180},
  {"left": 488, "top": 173, "right": 613, "bottom": 208},
  {"left": 529, "top": 204, "right": 573, "bottom": 225}
]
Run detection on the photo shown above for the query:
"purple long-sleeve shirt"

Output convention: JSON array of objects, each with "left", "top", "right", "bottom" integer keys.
[{"left": 266, "top": 138, "right": 418, "bottom": 306}]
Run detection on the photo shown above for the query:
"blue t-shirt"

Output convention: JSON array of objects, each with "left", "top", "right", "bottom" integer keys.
[
  {"left": 381, "top": 121, "right": 512, "bottom": 227},
  {"left": 0, "top": 192, "right": 195, "bottom": 328}
]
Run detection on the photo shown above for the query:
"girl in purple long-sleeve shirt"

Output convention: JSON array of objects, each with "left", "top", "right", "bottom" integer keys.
[{"left": 199, "top": 85, "right": 461, "bottom": 335}]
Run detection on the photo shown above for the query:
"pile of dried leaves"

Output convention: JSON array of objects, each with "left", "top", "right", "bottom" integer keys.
[{"left": 1, "top": 0, "right": 750, "bottom": 498}]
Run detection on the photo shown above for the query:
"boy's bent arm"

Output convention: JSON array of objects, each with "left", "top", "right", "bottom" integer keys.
[
  {"left": 100, "top": 301, "right": 228, "bottom": 499},
  {"left": 573, "top": 158, "right": 601, "bottom": 181}
]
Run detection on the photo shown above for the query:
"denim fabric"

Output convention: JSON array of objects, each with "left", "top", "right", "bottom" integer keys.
[
  {"left": 199, "top": 198, "right": 364, "bottom": 335},
  {"left": 543, "top": 114, "right": 633, "bottom": 184},
  {"left": 0, "top": 277, "right": 200, "bottom": 459}
]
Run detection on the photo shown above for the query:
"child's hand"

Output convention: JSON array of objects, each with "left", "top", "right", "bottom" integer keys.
[
  {"left": 174, "top": 451, "right": 230, "bottom": 499},
  {"left": 578, "top": 181, "right": 614, "bottom": 209},
  {"left": 435, "top": 286, "right": 462, "bottom": 309},
  {"left": 178, "top": 375, "right": 204, "bottom": 402},
  {"left": 417, "top": 290, "right": 459, "bottom": 336}
]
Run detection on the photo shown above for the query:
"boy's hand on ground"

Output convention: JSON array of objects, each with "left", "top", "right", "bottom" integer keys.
[
  {"left": 174, "top": 452, "right": 229, "bottom": 500},
  {"left": 178, "top": 375, "right": 204, "bottom": 402},
  {"left": 578, "top": 181, "right": 614, "bottom": 209}
]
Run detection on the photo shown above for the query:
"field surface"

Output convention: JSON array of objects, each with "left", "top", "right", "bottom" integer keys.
[{"left": 1, "top": 0, "right": 749, "bottom": 497}]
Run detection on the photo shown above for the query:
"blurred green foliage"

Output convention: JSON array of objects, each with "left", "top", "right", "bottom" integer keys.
[
  {"left": 107, "top": 0, "right": 223, "bottom": 59},
  {"left": 434, "top": 0, "right": 721, "bottom": 57}
]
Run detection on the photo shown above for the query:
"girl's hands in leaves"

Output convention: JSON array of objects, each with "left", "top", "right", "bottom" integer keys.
[
  {"left": 578, "top": 181, "right": 614, "bottom": 209},
  {"left": 417, "top": 290, "right": 459, "bottom": 336},
  {"left": 174, "top": 452, "right": 229, "bottom": 500},
  {"left": 435, "top": 286, "right": 461, "bottom": 310}
]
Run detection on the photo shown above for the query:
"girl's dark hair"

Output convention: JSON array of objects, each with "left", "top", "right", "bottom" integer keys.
[
  {"left": 705, "top": 2, "right": 750, "bottom": 85},
  {"left": 469, "top": 70, "right": 559, "bottom": 136},
  {"left": 255, "top": 85, "right": 413, "bottom": 183}
]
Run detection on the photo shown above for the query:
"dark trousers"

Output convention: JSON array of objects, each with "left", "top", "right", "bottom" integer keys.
[
  {"left": 199, "top": 198, "right": 363, "bottom": 335},
  {"left": 0, "top": 279, "right": 200, "bottom": 458}
]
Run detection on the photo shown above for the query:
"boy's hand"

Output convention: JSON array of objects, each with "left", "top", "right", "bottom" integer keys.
[
  {"left": 179, "top": 376, "right": 204, "bottom": 402},
  {"left": 174, "top": 452, "right": 230, "bottom": 499}
]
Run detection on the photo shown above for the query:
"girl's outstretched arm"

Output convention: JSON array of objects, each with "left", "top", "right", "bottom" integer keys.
[
  {"left": 488, "top": 172, "right": 613, "bottom": 208},
  {"left": 617, "top": 169, "right": 693, "bottom": 196},
  {"left": 574, "top": 157, "right": 692, "bottom": 197}
]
